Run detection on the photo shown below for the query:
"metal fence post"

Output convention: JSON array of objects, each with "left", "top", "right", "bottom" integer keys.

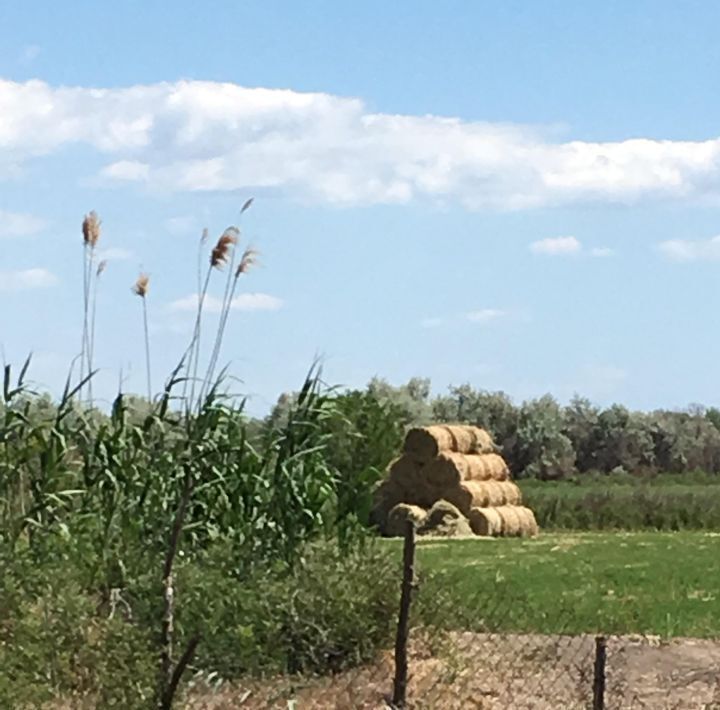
[
  {"left": 593, "top": 635, "right": 607, "bottom": 710},
  {"left": 392, "top": 520, "right": 416, "bottom": 708}
]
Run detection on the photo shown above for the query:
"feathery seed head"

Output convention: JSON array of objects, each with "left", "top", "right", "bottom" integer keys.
[
  {"left": 236, "top": 247, "right": 259, "bottom": 277},
  {"left": 132, "top": 272, "right": 150, "bottom": 298},
  {"left": 82, "top": 211, "right": 101, "bottom": 248},
  {"left": 201, "top": 227, "right": 209, "bottom": 244},
  {"left": 210, "top": 228, "right": 239, "bottom": 269},
  {"left": 96, "top": 260, "right": 108, "bottom": 277}
]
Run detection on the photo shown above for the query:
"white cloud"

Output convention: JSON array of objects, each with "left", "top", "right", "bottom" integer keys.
[
  {"left": 169, "top": 292, "right": 283, "bottom": 313},
  {"left": 0, "top": 209, "right": 46, "bottom": 238},
  {"left": 530, "top": 236, "right": 581, "bottom": 255},
  {"left": 3, "top": 79, "right": 720, "bottom": 209},
  {"left": 465, "top": 309, "right": 505, "bottom": 324},
  {"left": 100, "top": 160, "right": 150, "bottom": 181},
  {"left": 0, "top": 268, "right": 57, "bottom": 291},
  {"left": 658, "top": 236, "right": 720, "bottom": 262}
]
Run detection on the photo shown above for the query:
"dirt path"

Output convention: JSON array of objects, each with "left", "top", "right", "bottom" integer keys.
[{"left": 186, "top": 632, "right": 720, "bottom": 709}]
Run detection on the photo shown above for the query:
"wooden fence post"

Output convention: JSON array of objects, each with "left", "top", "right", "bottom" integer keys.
[
  {"left": 593, "top": 635, "right": 607, "bottom": 710},
  {"left": 392, "top": 520, "right": 416, "bottom": 708}
]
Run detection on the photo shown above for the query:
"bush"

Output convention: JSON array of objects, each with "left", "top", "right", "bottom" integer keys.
[
  {"left": 0, "top": 537, "right": 398, "bottom": 706},
  {"left": 174, "top": 539, "right": 398, "bottom": 678}
]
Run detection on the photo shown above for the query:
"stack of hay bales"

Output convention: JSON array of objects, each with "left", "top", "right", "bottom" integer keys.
[{"left": 372, "top": 424, "right": 539, "bottom": 539}]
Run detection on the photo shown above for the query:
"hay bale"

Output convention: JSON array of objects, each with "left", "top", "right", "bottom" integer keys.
[
  {"left": 497, "top": 505, "right": 522, "bottom": 536},
  {"left": 495, "top": 505, "right": 539, "bottom": 538},
  {"left": 384, "top": 503, "right": 428, "bottom": 537},
  {"left": 403, "top": 425, "right": 495, "bottom": 463},
  {"left": 424, "top": 452, "right": 510, "bottom": 487},
  {"left": 468, "top": 507, "right": 503, "bottom": 536},
  {"left": 418, "top": 500, "right": 473, "bottom": 538},
  {"left": 513, "top": 505, "right": 540, "bottom": 537},
  {"left": 439, "top": 480, "right": 522, "bottom": 515},
  {"left": 387, "top": 456, "right": 436, "bottom": 507},
  {"left": 403, "top": 426, "right": 455, "bottom": 462}
]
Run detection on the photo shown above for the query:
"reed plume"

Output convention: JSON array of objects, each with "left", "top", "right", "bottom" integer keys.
[
  {"left": 203, "top": 244, "right": 259, "bottom": 398},
  {"left": 200, "top": 201, "right": 255, "bottom": 399},
  {"left": 132, "top": 272, "right": 152, "bottom": 401},
  {"left": 186, "top": 228, "right": 238, "bottom": 407},
  {"left": 80, "top": 211, "right": 101, "bottom": 402},
  {"left": 210, "top": 230, "right": 238, "bottom": 269}
]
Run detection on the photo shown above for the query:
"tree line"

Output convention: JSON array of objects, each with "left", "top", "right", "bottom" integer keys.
[{"left": 268, "top": 377, "right": 720, "bottom": 480}]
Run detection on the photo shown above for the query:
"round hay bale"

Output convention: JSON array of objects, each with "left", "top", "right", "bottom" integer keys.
[
  {"left": 468, "top": 507, "right": 503, "bottom": 536},
  {"left": 404, "top": 425, "right": 496, "bottom": 462},
  {"left": 423, "top": 452, "right": 470, "bottom": 488},
  {"left": 470, "top": 427, "right": 496, "bottom": 455},
  {"left": 484, "top": 481, "right": 506, "bottom": 507},
  {"left": 424, "top": 452, "right": 510, "bottom": 488},
  {"left": 387, "top": 455, "right": 422, "bottom": 486},
  {"left": 388, "top": 455, "right": 436, "bottom": 507},
  {"left": 444, "top": 425, "right": 476, "bottom": 455},
  {"left": 513, "top": 506, "right": 540, "bottom": 537},
  {"left": 497, "top": 506, "right": 523, "bottom": 537},
  {"left": 440, "top": 480, "right": 490, "bottom": 514},
  {"left": 384, "top": 503, "right": 428, "bottom": 537},
  {"left": 439, "top": 480, "right": 521, "bottom": 514},
  {"left": 475, "top": 453, "right": 510, "bottom": 482},
  {"left": 403, "top": 426, "right": 455, "bottom": 462},
  {"left": 508, "top": 482, "right": 522, "bottom": 505},
  {"left": 418, "top": 500, "right": 473, "bottom": 538}
]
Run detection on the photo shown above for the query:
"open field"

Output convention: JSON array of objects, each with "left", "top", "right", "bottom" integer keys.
[
  {"left": 519, "top": 475, "right": 720, "bottom": 530},
  {"left": 398, "top": 531, "right": 720, "bottom": 638}
]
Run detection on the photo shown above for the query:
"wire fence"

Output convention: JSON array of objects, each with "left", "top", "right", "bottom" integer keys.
[{"left": 187, "top": 524, "right": 720, "bottom": 709}]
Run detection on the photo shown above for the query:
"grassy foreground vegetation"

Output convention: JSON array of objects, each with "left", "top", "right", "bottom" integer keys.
[
  {"left": 410, "top": 531, "right": 720, "bottom": 638},
  {"left": 4, "top": 208, "right": 720, "bottom": 707}
]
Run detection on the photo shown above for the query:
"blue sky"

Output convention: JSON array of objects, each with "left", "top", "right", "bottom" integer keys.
[{"left": 2, "top": 1, "right": 720, "bottom": 414}]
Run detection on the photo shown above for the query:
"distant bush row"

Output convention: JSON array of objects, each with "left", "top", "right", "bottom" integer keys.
[{"left": 277, "top": 377, "right": 720, "bottom": 480}]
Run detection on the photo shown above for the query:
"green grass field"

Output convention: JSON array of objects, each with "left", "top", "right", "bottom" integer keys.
[{"left": 393, "top": 532, "right": 720, "bottom": 638}]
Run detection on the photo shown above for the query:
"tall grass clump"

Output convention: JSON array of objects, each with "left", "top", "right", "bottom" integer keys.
[{"left": 0, "top": 202, "right": 398, "bottom": 709}]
